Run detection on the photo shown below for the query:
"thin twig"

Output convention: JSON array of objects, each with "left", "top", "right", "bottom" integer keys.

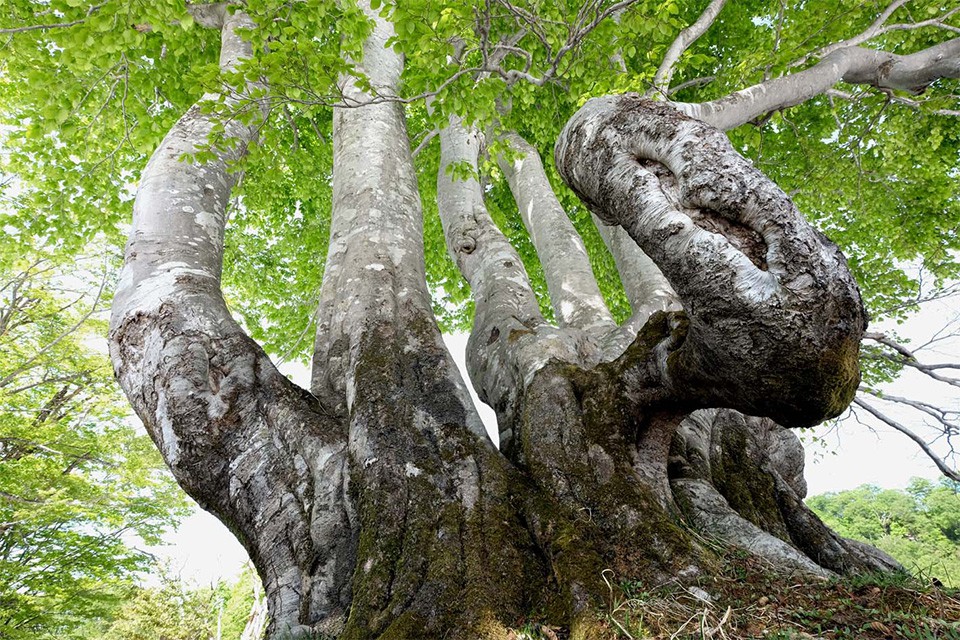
[{"left": 853, "top": 397, "right": 960, "bottom": 482}]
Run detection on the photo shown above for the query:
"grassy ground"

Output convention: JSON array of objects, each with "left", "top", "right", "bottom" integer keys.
[{"left": 511, "top": 551, "right": 960, "bottom": 640}]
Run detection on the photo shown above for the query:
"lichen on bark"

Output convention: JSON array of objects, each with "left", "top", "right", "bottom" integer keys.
[{"left": 108, "top": 4, "right": 906, "bottom": 638}]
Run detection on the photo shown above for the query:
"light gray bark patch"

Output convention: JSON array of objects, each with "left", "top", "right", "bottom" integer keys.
[
  {"left": 675, "top": 38, "right": 960, "bottom": 131},
  {"left": 310, "top": 4, "right": 486, "bottom": 441},
  {"left": 497, "top": 131, "right": 616, "bottom": 334},
  {"left": 109, "top": 12, "right": 358, "bottom": 634}
]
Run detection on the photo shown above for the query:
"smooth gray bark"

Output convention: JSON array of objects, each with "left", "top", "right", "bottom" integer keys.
[
  {"left": 436, "top": 115, "right": 590, "bottom": 445},
  {"left": 109, "top": 12, "right": 355, "bottom": 633},
  {"left": 676, "top": 37, "right": 960, "bottom": 130},
  {"left": 310, "top": 6, "right": 482, "bottom": 440},
  {"left": 593, "top": 221, "right": 680, "bottom": 335},
  {"left": 496, "top": 132, "right": 616, "bottom": 334}
]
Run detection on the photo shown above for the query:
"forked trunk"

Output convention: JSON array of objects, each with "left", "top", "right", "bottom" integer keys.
[{"left": 110, "top": 6, "right": 898, "bottom": 639}]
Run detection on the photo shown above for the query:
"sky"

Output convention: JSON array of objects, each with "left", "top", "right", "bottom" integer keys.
[{"left": 151, "top": 297, "right": 959, "bottom": 587}]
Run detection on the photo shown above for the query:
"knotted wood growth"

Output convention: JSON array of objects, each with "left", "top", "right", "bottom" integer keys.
[
  {"left": 556, "top": 95, "right": 866, "bottom": 428},
  {"left": 108, "top": 5, "right": 912, "bottom": 638}
]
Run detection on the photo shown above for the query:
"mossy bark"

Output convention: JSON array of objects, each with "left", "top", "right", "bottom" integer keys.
[
  {"left": 111, "top": 7, "right": 898, "bottom": 639},
  {"left": 271, "top": 329, "right": 896, "bottom": 639}
]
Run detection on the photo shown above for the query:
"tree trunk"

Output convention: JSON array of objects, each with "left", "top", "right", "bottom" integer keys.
[{"left": 111, "top": 7, "right": 899, "bottom": 639}]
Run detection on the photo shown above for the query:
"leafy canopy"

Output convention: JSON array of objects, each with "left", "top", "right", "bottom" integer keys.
[
  {"left": 0, "top": 244, "right": 189, "bottom": 640},
  {"left": 0, "top": 0, "right": 957, "bottom": 362}
]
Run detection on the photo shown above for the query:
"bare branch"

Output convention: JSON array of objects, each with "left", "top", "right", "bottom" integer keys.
[
  {"left": 411, "top": 128, "right": 438, "bottom": 157},
  {"left": 677, "top": 37, "right": 960, "bottom": 130},
  {"left": 864, "top": 331, "right": 920, "bottom": 359},
  {"left": 669, "top": 75, "right": 716, "bottom": 95},
  {"left": 863, "top": 331, "right": 960, "bottom": 388},
  {"left": 650, "top": 0, "right": 728, "bottom": 96},
  {"left": 861, "top": 388, "right": 958, "bottom": 437},
  {"left": 854, "top": 397, "right": 960, "bottom": 482},
  {"left": 790, "top": 0, "right": 910, "bottom": 69}
]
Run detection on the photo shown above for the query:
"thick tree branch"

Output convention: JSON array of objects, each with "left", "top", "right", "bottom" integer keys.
[
  {"left": 110, "top": 13, "right": 357, "bottom": 634},
  {"left": 310, "top": 13, "right": 486, "bottom": 443},
  {"left": 677, "top": 37, "right": 960, "bottom": 130},
  {"left": 650, "top": 0, "right": 728, "bottom": 96},
  {"left": 592, "top": 222, "right": 680, "bottom": 338},
  {"left": 791, "top": 1, "right": 960, "bottom": 69},
  {"left": 436, "top": 115, "right": 577, "bottom": 441},
  {"left": 558, "top": 96, "right": 866, "bottom": 426}
]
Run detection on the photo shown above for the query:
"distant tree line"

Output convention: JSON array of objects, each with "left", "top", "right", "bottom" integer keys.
[{"left": 808, "top": 478, "right": 960, "bottom": 587}]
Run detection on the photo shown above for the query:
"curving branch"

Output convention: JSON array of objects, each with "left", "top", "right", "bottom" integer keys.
[
  {"left": 650, "top": 0, "right": 728, "bottom": 96},
  {"left": 789, "top": 1, "right": 960, "bottom": 69},
  {"left": 557, "top": 96, "right": 866, "bottom": 427},
  {"left": 864, "top": 331, "right": 960, "bottom": 389},
  {"left": 853, "top": 397, "right": 960, "bottom": 483},
  {"left": 109, "top": 11, "right": 355, "bottom": 633},
  {"left": 676, "top": 37, "right": 960, "bottom": 130}
]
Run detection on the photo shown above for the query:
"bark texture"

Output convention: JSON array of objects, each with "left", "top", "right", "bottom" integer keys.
[
  {"left": 109, "top": 10, "right": 355, "bottom": 633},
  {"left": 676, "top": 37, "right": 960, "bottom": 130},
  {"left": 556, "top": 95, "right": 866, "bottom": 429},
  {"left": 109, "top": 7, "right": 912, "bottom": 639},
  {"left": 497, "top": 131, "right": 615, "bottom": 334}
]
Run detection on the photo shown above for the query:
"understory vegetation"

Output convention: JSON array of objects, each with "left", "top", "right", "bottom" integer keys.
[
  {"left": 808, "top": 479, "right": 960, "bottom": 589},
  {"left": 549, "top": 556, "right": 960, "bottom": 640}
]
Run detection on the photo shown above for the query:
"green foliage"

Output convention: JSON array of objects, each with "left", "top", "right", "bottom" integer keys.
[
  {"left": 808, "top": 478, "right": 960, "bottom": 586},
  {"left": 99, "top": 577, "right": 219, "bottom": 640},
  {"left": 95, "top": 564, "right": 259, "bottom": 640},
  {"left": 2, "top": 0, "right": 956, "bottom": 344},
  {"left": 0, "top": 247, "right": 189, "bottom": 639}
]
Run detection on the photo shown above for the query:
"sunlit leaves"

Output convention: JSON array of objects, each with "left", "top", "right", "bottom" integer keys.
[
  {"left": 2, "top": 0, "right": 957, "bottom": 343},
  {"left": 0, "top": 248, "right": 188, "bottom": 639}
]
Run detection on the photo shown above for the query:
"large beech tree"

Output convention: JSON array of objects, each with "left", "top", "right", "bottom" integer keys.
[{"left": 2, "top": 0, "right": 959, "bottom": 637}]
